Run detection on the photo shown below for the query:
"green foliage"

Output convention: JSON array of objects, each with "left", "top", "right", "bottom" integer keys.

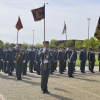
[
  {"left": 5, "top": 42, "right": 10, "bottom": 47},
  {"left": 65, "top": 40, "right": 74, "bottom": 47},
  {"left": 9, "top": 43, "right": 16, "bottom": 47},
  {"left": 75, "top": 41, "right": 83, "bottom": 48},
  {"left": 22, "top": 43, "right": 28, "bottom": 47},
  {"left": 58, "top": 42, "right": 66, "bottom": 48},
  {"left": 50, "top": 39, "right": 58, "bottom": 47},
  {"left": 83, "top": 39, "right": 88, "bottom": 49},
  {"left": 0, "top": 40, "right": 4, "bottom": 47},
  {"left": 35, "top": 43, "right": 43, "bottom": 48}
]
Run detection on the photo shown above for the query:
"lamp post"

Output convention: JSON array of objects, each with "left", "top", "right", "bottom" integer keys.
[{"left": 87, "top": 18, "right": 90, "bottom": 50}]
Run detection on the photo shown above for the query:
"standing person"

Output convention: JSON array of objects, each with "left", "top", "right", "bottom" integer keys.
[
  {"left": 98, "top": 52, "right": 100, "bottom": 72},
  {"left": 67, "top": 46, "right": 75, "bottom": 78},
  {"left": 90, "top": 48, "right": 95, "bottom": 73},
  {"left": 88, "top": 48, "right": 91, "bottom": 71},
  {"left": 73, "top": 47, "right": 77, "bottom": 72},
  {"left": 79, "top": 47, "right": 87, "bottom": 73},
  {"left": 3, "top": 46, "right": 9, "bottom": 73},
  {"left": 50, "top": 47, "right": 54, "bottom": 74},
  {"left": 16, "top": 44, "right": 24, "bottom": 80},
  {"left": 7, "top": 46, "right": 15, "bottom": 76},
  {"left": 35, "top": 48, "right": 41, "bottom": 75},
  {"left": 63, "top": 47, "right": 67, "bottom": 72},
  {"left": 23, "top": 47, "right": 28, "bottom": 75},
  {"left": 0, "top": 47, "right": 3, "bottom": 72},
  {"left": 54, "top": 48, "right": 58, "bottom": 71},
  {"left": 39, "top": 41, "right": 52, "bottom": 94},
  {"left": 29, "top": 46, "right": 35, "bottom": 73},
  {"left": 58, "top": 47, "right": 66, "bottom": 74}
]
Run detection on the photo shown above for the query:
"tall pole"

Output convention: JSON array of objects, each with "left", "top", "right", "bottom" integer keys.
[
  {"left": 17, "top": 30, "right": 19, "bottom": 44},
  {"left": 87, "top": 18, "right": 90, "bottom": 50},
  {"left": 33, "top": 30, "right": 34, "bottom": 46},
  {"left": 66, "top": 29, "right": 67, "bottom": 41}
]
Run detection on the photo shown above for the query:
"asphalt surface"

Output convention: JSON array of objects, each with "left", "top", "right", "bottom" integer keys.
[{"left": 0, "top": 66, "right": 100, "bottom": 100}]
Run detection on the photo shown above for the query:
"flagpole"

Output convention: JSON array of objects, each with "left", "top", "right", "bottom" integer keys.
[
  {"left": 66, "top": 30, "right": 67, "bottom": 41},
  {"left": 17, "top": 30, "right": 19, "bottom": 44}
]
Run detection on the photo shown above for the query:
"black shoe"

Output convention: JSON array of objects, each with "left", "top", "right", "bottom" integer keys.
[
  {"left": 91, "top": 71, "right": 95, "bottom": 73},
  {"left": 45, "top": 90, "right": 50, "bottom": 94},
  {"left": 30, "top": 71, "right": 34, "bottom": 73}
]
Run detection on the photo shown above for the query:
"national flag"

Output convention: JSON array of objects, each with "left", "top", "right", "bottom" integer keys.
[
  {"left": 62, "top": 21, "right": 67, "bottom": 34},
  {"left": 94, "top": 17, "right": 100, "bottom": 40},
  {"left": 15, "top": 17, "right": 23, "bottom": 31},
  {"left": 31, "top": 6, "right": 45, "bottom": 21}
]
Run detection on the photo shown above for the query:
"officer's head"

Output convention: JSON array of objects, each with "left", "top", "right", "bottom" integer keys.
[
  {"left": 43, "top": 41, "right": 49, "bottom": 48},
  {"left": 61, "top": 47, "right": 65, "bottom": 52},
  {"left": 18, "top": 44, "right": 22, "bottom": 49}
]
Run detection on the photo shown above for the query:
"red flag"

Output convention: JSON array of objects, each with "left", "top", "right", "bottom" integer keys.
[
  {"left": 62, "top": 21, "right": 67, "bottom": 34},
  {"left": 15, "top": 17, "right": 23, "bottom": 30}
]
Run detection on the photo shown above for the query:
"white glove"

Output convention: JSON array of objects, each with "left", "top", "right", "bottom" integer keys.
[
  {"left": 1, "top": 59, "right": 3, "bottom": 61},
  {"left": 80, "top": 60, "right": 82, "bottom": 62},
  {"left": 29, "top": 60, "right": 30, "bottom": 62},
  {"left": 14, "top": 61, "right": 16, "bottom": 63},
  {"left": 42, "top": 47, "right": 46, "bottom": 53},
  {"left": 36, "top": 62, "right": 38, "bottom": 64},
  {"left": 7, "top": 61, "right": 9, "bottom": 63},
  {"left": 43, "top": 59, "right": 48, "bottom": 64},
  {"left": 3, "top": 61, "right": 5, "bottom": 62},
  {"left": 74, "top": 61, "right": 76, "bottom": 63},
  {"left": 23, "top": 60, "right": 25, "bottom": 63}
]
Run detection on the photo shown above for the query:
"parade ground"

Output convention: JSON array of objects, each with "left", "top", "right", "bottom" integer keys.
[{"left": 0, "top": 66, "right": 100, "bottom": 100}]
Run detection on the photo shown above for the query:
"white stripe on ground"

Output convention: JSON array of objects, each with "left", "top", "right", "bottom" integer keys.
[{"left": 0, "top": 94, "right": 5, "bottom": 100}]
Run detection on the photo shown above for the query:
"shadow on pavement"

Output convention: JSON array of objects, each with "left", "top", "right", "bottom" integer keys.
[
  {"left": 48, "top": 93, "right": 73, "bottom": 100},
  {"left": 54, "top": 88, "right": 70, "bottom": 93}
]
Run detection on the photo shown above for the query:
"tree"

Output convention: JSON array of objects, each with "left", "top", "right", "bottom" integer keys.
[
  {"left": 0, "top": 40, "right": 4, "bottom": 47},
  {"left": 83, "top": 39, "right": 88, "bottom": 49},
  {"left": 75, "top": 41, "right": 83, "bottom": 48},
  {"left": 35, "top": 43, "right": 43, "bottom": 48},
  {"left": 65, "top": 40, "right": 74, "bottom": 47},
  {"left": 5, "top": 42, "right": 10, "bottom": 47},
  {"left": 50, "top": 39, "right": 58, "bottom": 47},
  {"left": 94, "top": 39, "right": 100, "bottom": 49},
  {"left": 22, "top": 43, "right": 28, "bottom": 47},
  {"left": 89, "top": 37, "right": 95, "bottom": 48},
  {"left": 9, "top": 43, "right": 16, "bottom": 47}
]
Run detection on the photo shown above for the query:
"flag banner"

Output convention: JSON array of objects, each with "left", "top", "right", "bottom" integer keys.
[
  {"left": 15, "top": 17, "right": 23, "bottom": 31},
  {"left": 31, "top": 6, "right": 45, "bottom": 21},
  {"left": 94, "top": 17, "right": 100, "bottom": 40},
  {"left": 62, "top": 22, "right": 67, "bottom": 34}
]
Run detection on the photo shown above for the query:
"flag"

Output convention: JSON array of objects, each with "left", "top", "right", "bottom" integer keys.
[
  {"left": 62, "top": 21, "right": 67, "bottom": 34},
  {"left": 15, "top": 17, "right": 23, "bottom": 31},
  {"left": 94, "top": 17, "right": 100, "bottom": 40},
  {"left": 31, "top": 6, "right": 45, "bottom": 21}
]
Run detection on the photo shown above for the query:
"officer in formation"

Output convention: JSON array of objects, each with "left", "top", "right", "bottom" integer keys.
[
  {"left": 54, "top": 48, "right": 58, "bottom": 71},
  {"left": 39, "top": 41, "right": 53, "bottom": 94},
  {"left": 0, "top": 47, "right": 3, "bottom": 72},
  {"left": 89, "top": 48, "right": 95, "bottom": 73},
  {"left": 79, "top": 47, "right": 87, "bottom": 73}
]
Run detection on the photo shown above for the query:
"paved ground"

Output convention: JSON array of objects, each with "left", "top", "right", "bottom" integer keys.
[{"left": 0, "top": 66, "right": 100, "bottom": 100}]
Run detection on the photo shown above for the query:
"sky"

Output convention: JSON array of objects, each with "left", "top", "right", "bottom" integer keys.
[{"left": 0, "top": 0, "right": 100, "bottom": 45}]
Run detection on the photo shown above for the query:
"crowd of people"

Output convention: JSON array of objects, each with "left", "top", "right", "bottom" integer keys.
[{"left": 0, "top": 42, "right": 100, "bottom": 93}]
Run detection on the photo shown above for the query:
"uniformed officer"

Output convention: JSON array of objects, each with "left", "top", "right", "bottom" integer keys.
[
  {"left": 0, "top": 47, "right": 3, "bottom": 72},
  {"left": 67, "top": 46, "right": 75, "bottom": 78},
  {"left": 29, "top": 46, "right": 36, "bottom": 73},
  {"left": 58, "top": 47, "right": 67, "bottom": 74},
  {"left": 3, "top": 46, "right": 9, "bottom": 73},
  {"left": 35, "top": 48, "right": 41, "bottom": 75},
  {"left": 54, "top": 48, "right": 58, "bottom": 71},
  {"left": 16, "top": 44, "right": 24, "bottom": 80},
  {"left": 39, "top": 41, "right": 52, "bottom": 94},
  {"left": 73, "top": 47, "right": 77, "bottom": 72},
  {"left": 49, "top": 47, "right": 54, "bottom": 74},
  {"left": 88, "top": 48, "right": 91, "bottom": 71},
  {"left": 98, "top": 45, "right": 100, "bottom": 72},
  {"left": 79, "top": 47, "right": 87, "bottom": 73},
  {"left": 90, "top": 48, "right": 95, "bottom": 73},
  {"left": 23, "top": 47, "right": 28, "bottom": 75},
  {"left": 7, "top": 46, "right": 15, "bottom": 76}
]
